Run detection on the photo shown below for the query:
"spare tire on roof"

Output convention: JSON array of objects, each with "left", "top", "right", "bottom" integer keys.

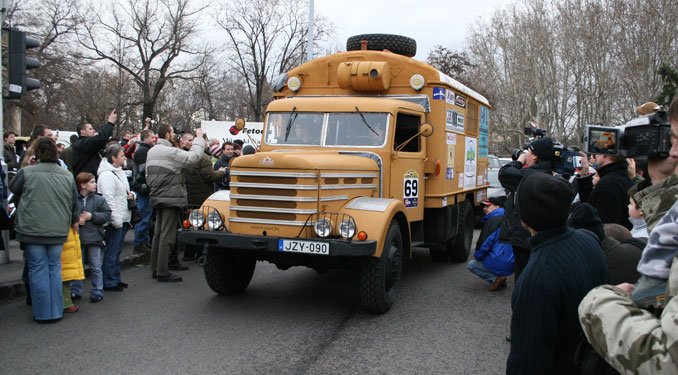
[{"left": 346, "top": 34, "right": 417, "bottom": 57}]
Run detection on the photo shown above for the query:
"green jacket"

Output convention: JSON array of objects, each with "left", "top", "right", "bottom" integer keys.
[
  {"left": 9, "top": 162, "right": 79, "bottom": 244},
  {"left": 634, "top": 174, "right": 678, "bottom": 232},
  {"left": 184, "top": 153, "right": 226, "bottom": 206}
]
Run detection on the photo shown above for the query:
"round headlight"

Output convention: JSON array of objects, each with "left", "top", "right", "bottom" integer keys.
[
  {"left": 314, "top": 218, "right": 332, "bottom": 238},
  {"left": 206, "top": 210, "right": 223, "bottom": 230},
  {"left": 339, "top": 218, "right": 356, "bottom": 239},
  {"left": 188, "top": 210, "right": 204, "bottom": 228}
]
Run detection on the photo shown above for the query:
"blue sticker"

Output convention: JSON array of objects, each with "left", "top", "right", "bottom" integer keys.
[
  {"left": 432, "top": 87, "right": 446, "bottom": 100},
  {"left": 479, "top": 106, "right": 489, "bottom": 158}
]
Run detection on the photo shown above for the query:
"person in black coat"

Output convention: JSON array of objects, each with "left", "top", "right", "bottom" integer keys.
[
  {"left": 507, "top": 173, "right": 607, "bottom": 374},
  {"left": 71, "top": 110, "right": 117, "bottom": 179},
  {"left": 498, "top": 137, "right": 554, "bottom": 281},
  {"left": 131, "top": 129, "right": 156, "bottom": 252},
  {"left": 574, "top": 152, "right": 634, "bottom": 229},
  {"left": 568, "top": 203, "right": 644, "bottom": 286}
]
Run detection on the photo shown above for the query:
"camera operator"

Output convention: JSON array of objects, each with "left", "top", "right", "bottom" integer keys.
[
  {"left": 498, "top": 137, "right": 555, "bottom": 281},
  {"left": 575, "top": 151, "right": 634, "bottom": 229}
]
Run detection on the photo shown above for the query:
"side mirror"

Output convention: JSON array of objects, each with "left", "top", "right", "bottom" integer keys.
[
  {"left": 420, "top": 123, "right": 434, "bottom": 137},
  {"left": 395, "top": 122, "right": 434, "bottom": 152}
]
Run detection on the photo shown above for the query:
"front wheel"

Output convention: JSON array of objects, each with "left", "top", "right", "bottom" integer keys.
[
  {"left": 359, "top": 222, "right": 403, "bottom": 314},
  {"left": 204, "top": 250, "right": 256, "bottom": 295}
]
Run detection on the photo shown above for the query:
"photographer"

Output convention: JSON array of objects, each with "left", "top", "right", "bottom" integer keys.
[
  {"left": 498, "top": 137, "right": 554, "bottom": 280},
  {"left": 575, "top": 151, "right": 634, "bottom": 229}
]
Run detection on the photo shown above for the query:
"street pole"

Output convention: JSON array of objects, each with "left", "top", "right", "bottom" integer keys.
[
  {"left": 0, "top": 0, "right": 10, "bottom": 264},
  {"left": 306, "top": 0, "right": 314, "bottom": 62}
]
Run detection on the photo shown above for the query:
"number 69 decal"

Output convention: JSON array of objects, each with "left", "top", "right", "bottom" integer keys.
[{"left": 403, "top": 170, "right": 419, "bottom": 208}]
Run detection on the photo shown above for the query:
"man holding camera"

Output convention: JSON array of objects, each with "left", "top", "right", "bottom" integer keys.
[
  {"left": 576, "top": 151, "right": 634, "bottom": 229},
  {"left": 498, "top": 137, "right": 555, "bottom": 281},
  {"left": 146, "top": 125, "right": 205, "bottom": 282}
]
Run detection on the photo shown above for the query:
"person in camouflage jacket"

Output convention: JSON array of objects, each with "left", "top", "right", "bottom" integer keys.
[
  {"left": 578, "top": 201, "right": 678, "bottom": 374},
  {"left": 633, "top": 172, "right": 678, "bottom": 232}
]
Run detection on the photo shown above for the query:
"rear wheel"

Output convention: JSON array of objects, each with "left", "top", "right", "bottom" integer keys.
[
  {"left": 428, "top": 201, "right": 474, "bottom": 263},
  {"left": 204, "top": 250, "right": 256, "bottom": 295},
  {"left": 451, "top": 201, "right": 474, "bottom": 263},
  {"left": 359, "top": 222, "right": 403, "bottom": 314}
]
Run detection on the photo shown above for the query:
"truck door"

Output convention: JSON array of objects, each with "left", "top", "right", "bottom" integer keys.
[{"left": 390, "top": 112, "right": 426, "bottom": 222}]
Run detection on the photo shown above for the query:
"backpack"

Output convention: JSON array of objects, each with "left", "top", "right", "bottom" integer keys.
[{"left": 132, "top": 162, "right": 150, "bottom": 195}]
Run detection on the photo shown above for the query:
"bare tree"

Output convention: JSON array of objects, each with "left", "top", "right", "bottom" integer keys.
[
  {"left": 214, "top": 0, "right": 333, "bottom": 121},
  {"left": 3, "top": 0, "right": 86, "bottom": 133},
  {"left": 427, "top": 45, "right": 473, "bottom": 83},
  {"left": 76, "top": 0, "right": 212, "bottom": 122},
  {"left": 465, "top": 0, "right": 678, "bottom": 155}
]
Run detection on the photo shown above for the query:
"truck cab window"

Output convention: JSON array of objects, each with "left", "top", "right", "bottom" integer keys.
[{"left": 394, "top": 113, "right": 421, "bottom": 152}]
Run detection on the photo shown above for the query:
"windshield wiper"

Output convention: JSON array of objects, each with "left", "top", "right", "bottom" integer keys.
[
  {"left": 354, "top": 106, "right": 379, "bottom": 136},
  {"left": 284, "top": 107, "right": 298, "bottom": 142}
]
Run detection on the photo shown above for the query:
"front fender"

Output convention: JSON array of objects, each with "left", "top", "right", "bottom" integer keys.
[
  {"left": 202, "top": 190, "right": 232, "bottom": 231},
  {"left": 340, "top": 197, "right": 408, "bottom": 257}
]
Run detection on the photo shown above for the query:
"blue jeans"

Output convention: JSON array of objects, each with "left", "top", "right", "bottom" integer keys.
[
  {"left": 71, "top": 244, "right": 104, "bottom": 298},
  {"left": 103, "top": 225, "right": 128, "bottom": 288},
  {"left": 134, "top": 195, "right": 152, "bottom": 246},
  {"left": 467, "top": 259, "right": 497, "bottom": 284},
  {"left": 24, "top": 243, "right": 64, "bottom": 321}
]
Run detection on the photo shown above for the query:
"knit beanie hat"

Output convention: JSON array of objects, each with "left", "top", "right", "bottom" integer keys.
[
  {"left": 528, "top": 137, "right": 554, "bottom": 162},
  {"left": 567, "top": 203, "right": 605, "bottom": 241},
  {"left": 518, "top": 172, "right": 574, "bottom": 231},
  {"left": 209, "top": 144, "right": 222, "bottom": 158}
]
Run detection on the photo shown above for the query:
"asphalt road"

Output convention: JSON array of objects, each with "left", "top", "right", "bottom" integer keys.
[{"left": 0, "top": 231, "right": 513, "bottom": 374}]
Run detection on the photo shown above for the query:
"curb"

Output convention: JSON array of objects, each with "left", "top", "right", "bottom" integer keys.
[{"left": 0, "top": 252, "right": 150, "bottom": 303}]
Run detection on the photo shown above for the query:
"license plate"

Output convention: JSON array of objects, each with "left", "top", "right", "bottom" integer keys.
[{"left": 278, "top": 239, "right": 329, "bottom": 255}]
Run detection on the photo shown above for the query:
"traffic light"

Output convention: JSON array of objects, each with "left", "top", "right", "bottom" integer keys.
[{"left": 2, "top": 28, "right": 41, "bottom": 99}]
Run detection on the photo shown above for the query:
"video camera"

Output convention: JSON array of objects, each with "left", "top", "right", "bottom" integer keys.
[
  {"left": 519, "top": 126, "right": 580, "bottom": 177},
  {"left": 583, "top": 110, "right": 671, "bottom": 158}
]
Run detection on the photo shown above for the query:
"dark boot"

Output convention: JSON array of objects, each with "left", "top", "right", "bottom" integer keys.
[{"left": 168, "top": 254, "right": 188, "bottom": 271}]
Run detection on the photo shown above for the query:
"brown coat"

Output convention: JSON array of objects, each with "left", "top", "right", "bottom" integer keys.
[{"left": 185, "top": 153, "right": 226, "bottom": 206}]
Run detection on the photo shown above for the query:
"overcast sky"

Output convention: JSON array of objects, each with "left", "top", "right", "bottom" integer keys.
[{"left": 314, "top": 0, "right": 515, "bottom": 59}]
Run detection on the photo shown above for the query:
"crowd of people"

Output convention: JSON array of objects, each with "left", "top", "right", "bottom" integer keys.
[
  {"left": 464, "top": 96, "right": 678, "bottom": 374},
  {"left": 4, "top": 112, "right": 254, "bottom": 323},
  {"left": 4, "top": 95, "right": 678, "bottom": 372}
]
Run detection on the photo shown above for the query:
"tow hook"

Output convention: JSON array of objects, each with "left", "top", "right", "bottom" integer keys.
[{"left": 198, "top": 244, "right": 209, "bottom": 267}]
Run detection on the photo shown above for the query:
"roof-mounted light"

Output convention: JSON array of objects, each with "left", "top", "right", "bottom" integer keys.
[
  {"left": 410, "top": 74, "right": 425, "bottom": 91},
  {"left": 287, "top": 76, "right": 301, "bottom": 92}
]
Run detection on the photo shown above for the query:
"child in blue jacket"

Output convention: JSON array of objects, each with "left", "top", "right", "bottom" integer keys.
[{"left": 467, "top": 197, "right": 514, "bottom": 291}]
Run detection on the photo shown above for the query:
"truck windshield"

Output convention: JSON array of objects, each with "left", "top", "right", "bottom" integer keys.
[{"left": 265, "top": 112, "right": 389, "bottom": 147}]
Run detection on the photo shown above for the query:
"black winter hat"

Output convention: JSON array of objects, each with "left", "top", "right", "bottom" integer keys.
[
  {"left": 568, "top": 203, "right": 605, "bottom": 241},
  {"left": 528, "top": 137, "right": 554, "bottom": 162},
  {"left": 518, "top": 172, "right": 574, "bottom": 232}
]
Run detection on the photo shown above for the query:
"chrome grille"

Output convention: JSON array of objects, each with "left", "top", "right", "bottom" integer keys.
[{"left": 229, "top": 169, "right": 377, "bottom": 227}]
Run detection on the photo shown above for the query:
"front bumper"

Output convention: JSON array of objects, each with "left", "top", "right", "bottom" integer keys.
[{"left": 177, "top": 229, "right": 377, "bottom": 257}]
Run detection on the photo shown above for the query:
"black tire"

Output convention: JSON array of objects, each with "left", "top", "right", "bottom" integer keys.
[
  {"left": 204, "top": 250, "right": 256, "bottom": 296},
  {"left": 359, "top": 222, "right": 403, "bottom": 314},
  {"left": 346, "top": 34, "right": 417, "bottom": 57},
  {"left": 450, "top": 201, "right": 474, "bottom": 263}
]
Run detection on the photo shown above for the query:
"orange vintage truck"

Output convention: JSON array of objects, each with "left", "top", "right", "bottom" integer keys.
[{"left": 178, "top": 34, "right": 491, "bottom": 313}]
